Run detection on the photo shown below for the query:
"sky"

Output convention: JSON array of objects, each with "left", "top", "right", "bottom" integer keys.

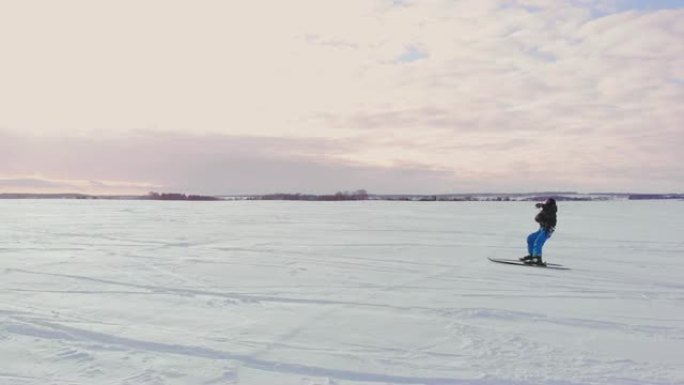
[{"left": 1, "top": 0, "right": 682, "bottom": 195}]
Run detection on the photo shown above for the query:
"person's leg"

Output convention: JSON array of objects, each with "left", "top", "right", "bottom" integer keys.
[
  {"left": 527, "top": 230, "right": 540, "bottom": 256},
  {"left": 532, "top": 229, "right": 550, "bottom": 257}
]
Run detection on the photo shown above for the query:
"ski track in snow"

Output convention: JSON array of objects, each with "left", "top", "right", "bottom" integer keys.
[{"left": 1, "top": 200, "right": 683, "bottom": 385}]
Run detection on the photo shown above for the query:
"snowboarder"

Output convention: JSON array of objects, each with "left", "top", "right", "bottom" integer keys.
[{"left": 520, "top": 198, "right": 557, "bottom": 265}]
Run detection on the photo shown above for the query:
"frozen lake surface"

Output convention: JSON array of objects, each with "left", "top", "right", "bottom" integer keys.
[{"left": 1, "top": 200, "right": 683, "bottom": 385}]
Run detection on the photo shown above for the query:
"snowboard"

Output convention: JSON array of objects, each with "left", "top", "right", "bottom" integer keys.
[{"left": 488, "top": 257, "right": 569, "bottom": 270}]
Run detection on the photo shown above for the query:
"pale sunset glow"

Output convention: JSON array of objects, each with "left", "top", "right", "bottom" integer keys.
[{"left": 1, "top": 0, "right": 682, "bottom": 194}]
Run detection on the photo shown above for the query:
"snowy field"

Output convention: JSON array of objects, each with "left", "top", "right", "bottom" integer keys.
[{"left": 1, "top": 199, "right": 683, "bottom": 385}]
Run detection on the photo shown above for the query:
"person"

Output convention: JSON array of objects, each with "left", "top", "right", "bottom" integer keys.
[{"left": 520, "top": 198, "right": 557, "bottom": 265}]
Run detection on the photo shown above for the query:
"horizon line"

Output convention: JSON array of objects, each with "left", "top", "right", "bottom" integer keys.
[{"left": 1, "top": 191, "right": 682, "bottom": 198}]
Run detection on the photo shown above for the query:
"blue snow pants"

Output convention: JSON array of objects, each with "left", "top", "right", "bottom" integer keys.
[{"left": 527, "top": 228, "right": 552, "bottom": 257}]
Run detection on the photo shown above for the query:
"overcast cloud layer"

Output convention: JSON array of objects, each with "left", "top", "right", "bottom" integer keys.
[{"left": 1, "top": 0, "right": 682, "bottom": 194}]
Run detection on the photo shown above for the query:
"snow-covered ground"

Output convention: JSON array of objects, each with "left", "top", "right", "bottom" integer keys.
[{"left": 1, "top": 200, "right": 682, "bottom": 385}]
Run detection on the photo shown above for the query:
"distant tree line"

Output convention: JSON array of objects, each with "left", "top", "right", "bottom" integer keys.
[
  {"left": 260, "top": 190, "right": 369, "bottom": 201},
  {"left": 628, "top": 194, "right": 684, "bottom": 200},
  {"left": 2, "top": 191, "right": 683, "bottom": 202},
  {"left": 146, "top": 192, "right": 220, "bottom": 201}
]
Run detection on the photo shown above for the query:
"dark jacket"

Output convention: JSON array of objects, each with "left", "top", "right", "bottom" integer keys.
[{"left": 534, "top": 199, "right": 557, "bottom": 231}]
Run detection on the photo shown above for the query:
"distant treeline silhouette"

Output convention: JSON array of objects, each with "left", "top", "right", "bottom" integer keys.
[
  {"left": 146, "top": 192, "right": 220, "bottom": 201},
  {"left": 1, "top": 191, "right": 682, "bottom": 202},
  {"left": 627, "top": 194, "right": 684, "bottom": 200},
  {"left": 260, "top": 190, "right": 369, "bottom": 201}
]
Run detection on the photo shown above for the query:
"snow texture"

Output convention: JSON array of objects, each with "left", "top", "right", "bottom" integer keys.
[{"left": 1, "top": 200, "right": 682, "bottom": 385}]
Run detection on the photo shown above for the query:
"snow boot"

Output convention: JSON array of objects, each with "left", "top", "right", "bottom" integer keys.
[
  {"left": 530, "top": 257, "right": 546, "bottom": 266},
  {"left": 519, "top": 255, "right": 534, "bottom": 262}
]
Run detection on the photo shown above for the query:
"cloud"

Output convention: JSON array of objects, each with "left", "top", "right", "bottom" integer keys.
[
  {"left": 0, "top": 0, "right": 682, "bottom": 193},
  {"left": 0, "top": 177, "right": 78, "bottom": 191},
  {"left": 0, "top": 176, "right": 158, "bottom": 195},
  {"left": 0, "top": 130, "right": 458, "bottom": 195}
]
